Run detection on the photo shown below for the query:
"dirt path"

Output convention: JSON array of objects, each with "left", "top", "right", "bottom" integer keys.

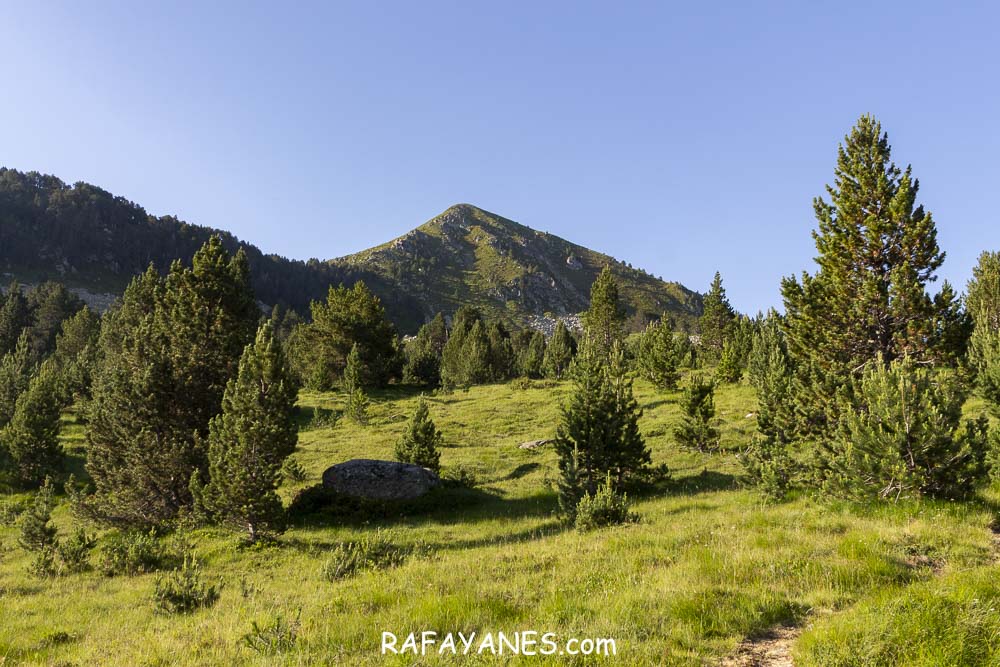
[{"left": 718, "top": 625, "right": 800, "bottom": 667}]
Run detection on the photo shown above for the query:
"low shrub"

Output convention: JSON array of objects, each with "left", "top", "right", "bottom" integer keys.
[
  {"left": 153, "top": 556, "right": 220, "bottom": 614},
  {"left": 98, "top": 529, "right": 167, "bottom": 576},
  {"left": 242, "top": 611, "right": 300, "bottom": 655},
  {"left": 574, "top": 475, "right": 637, "bottom": 531},
  {"left": 322, "top": 530, "right": 409, "bottom": 581},
  {"left": 281, "top": 458, "right": 308, "bottom": 483},
  {"left": 57, "top": 527, "right": 97, "bottom": 574}
]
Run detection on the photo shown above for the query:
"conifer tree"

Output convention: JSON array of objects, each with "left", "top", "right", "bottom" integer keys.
[
  {"left": 0, "top": 331, "right": 33, "bottom": 430},
  {"left": 782, "top": 116, "right": 964, "bottom": 375},
  {"left": 554, "top": 343, "right": 649, "bottom": 494},
  {"left": 202, "top": 323, "right": 298, "bottom": 543},
  {"left": 343, "top": 343, "right": 370, "bottom": 424},
  {"left": 2, "top": 361, "right": 63, "bottom": 487},
  {"left": 779, "top": 116, "right": 967, "bottom": 458},
  {"left": 636, "top": 319, "right": 681, "bottom": 389},
  {"left": 513, "top": 330, "right": 546, "bottom": 379},
  {"left": 583, "top": 266, "right": 626, "bottom": 358},
  {"left": 403, "top": 313, "right": 448, "bottom": 386},
  {"left": 296, "top": 281, "right": 397, "bottom": 389},
  {"left": 968, "top": 251, "right": 1000, "bottom": 410},
  {"left": 19, "top": 476, "right": 57, "bottom": 552},
  {"left": 673, "top": 375, "right": 720, "bottom": 452},
  {"left": 485, "top": 321, "right": 515, "bottom": 380},
  {"left": 25, "top": 282, "right": 84, "bottom": 357},
  {"left": 698, "top": 272, "right": 736, "bottom": 361},
  {"left": 394, "top": 398, "right": 442, "bottom": 473},
  {"left": 51, "top": 306, "right": 101, "bottom": 404},
  {"left": 86, "top": 239, "right": 258, "bottom": 525},
  {"left": 0, "top": 282, "right": 31, "bottom": 357},
  {"left": 542, "top": 321, "right": 577, "bottom": 379},
  {"left": 827, "top": 357, "right": 988, "bottom": 501}
]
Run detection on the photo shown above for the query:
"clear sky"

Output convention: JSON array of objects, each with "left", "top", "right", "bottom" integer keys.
[{"left": 2, "top": 1, "right": 997, "bottom": 314}]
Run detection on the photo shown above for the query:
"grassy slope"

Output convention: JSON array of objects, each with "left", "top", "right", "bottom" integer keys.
[{"left": 1, "top": 378, "right": 999, "bottom": 665}]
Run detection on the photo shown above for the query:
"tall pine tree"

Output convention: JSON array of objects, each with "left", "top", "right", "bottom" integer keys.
[
  {"left": 201, "top": 322, "right": 298, "bottom": 543},
  {"left": 543, "top": 321, "right": 577, "bottom": 379},
  {"left": 698, "top": 271, "right": 736, "bottom": 361},
  {"left": 583, "top": 266, "right": 626, "bottom": 358}
]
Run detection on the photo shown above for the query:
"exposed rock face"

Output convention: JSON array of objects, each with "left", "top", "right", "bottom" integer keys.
[{"left": 321, "top": 459, "right": 441, "bottom": 501}]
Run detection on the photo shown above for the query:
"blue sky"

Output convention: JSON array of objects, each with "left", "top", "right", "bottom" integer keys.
[{"left": 2, "top": 1, "right": 998, "bottom": 314}]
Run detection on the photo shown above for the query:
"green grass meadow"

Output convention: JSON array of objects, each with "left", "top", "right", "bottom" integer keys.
[{"left": 2, "top": 377, "right": 1000, "bottom": 665}]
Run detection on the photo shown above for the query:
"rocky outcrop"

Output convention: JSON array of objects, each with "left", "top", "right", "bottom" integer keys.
[{"left": 321, "top": 459, "right": 441, "bottom": 501}]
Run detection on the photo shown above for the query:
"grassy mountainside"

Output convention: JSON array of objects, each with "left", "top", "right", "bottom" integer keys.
[
  {"left": 0, "top": 168, "right": 700, "bottom": 332},
  {"left": 334, "top": 204, "right": 703, "bottom": 331},
  {"left": 2, "top": 379, "right": 998, "bottom": 665}
]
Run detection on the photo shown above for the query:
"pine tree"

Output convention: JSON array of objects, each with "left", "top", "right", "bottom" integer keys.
[
  {"left": 827, "top": 357, "right": 988, "bottom": 501},
  {"left": 513, "top": 330, "right": 546, "bottom": 379},
  {"left": 968, "top": 251, "right": 1000, "bottom": 411},
  {"left": 19, "top": 476, "right": 58, "bottom": 575},
  {"left": 673, "top": 375, "right": 720, "bottom": 452},
  {"left": 553, "top": 343, "right": 649, "bottom": 494},
  {"left": 2, "top": 361, "right": 63, "bottom": 487},
  {"left": 51, "top": 306, "right": 101, "bottom": 404},
  {"left": 343, "top": 343, "right": 370, "bottom": 424},
  {"left": 86, "top": 238, "right": 258, "bottom": 526},
  {"left": 202, "top": 323, "right": 298, "bottom": 543},
  {"left": 0, "top": 282, "right": 31, "bottom": 357},
  {"left": 636, "top": 319, "right": 680, "bottom": 390},
  {"left": 779, "top": 116, "right": 967, "bottom": 460},
  {"left": 783, "top": 116, "right": 963, "bottom": 375},
  {"left": 24, "top": 282, "right": 84, "bottom": 357},
  {"left": 394, "top": 398, "right": 442, "bottom": 473},
  {"left": 485, "top": 321, "right": 515, "bottom": 380},
  {"left": 0, "top": 331, "right": 34, "bottom": 430},
  {"left": 296, "top": 281, "right": 398, "bottom": 389},
  {"left": 699, "top": 272, "right": 736, "bottom": 361},
  {"left": 583, "top": 266, "right": 626, "bottom": 358},
  {"left": 403, "top": 313, "right": 448, "bottom": 386},
  {"left": 542, "top": 321, "right": 577, "bottom": 379}
]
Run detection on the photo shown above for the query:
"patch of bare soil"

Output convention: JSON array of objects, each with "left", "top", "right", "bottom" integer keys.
[{"left": 719, "top": 625, "right": 800, "bottom": 667}]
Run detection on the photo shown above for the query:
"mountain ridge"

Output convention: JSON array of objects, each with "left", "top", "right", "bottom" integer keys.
[{"left": 0, "top": 167, "right": 702, "bottom": 332}]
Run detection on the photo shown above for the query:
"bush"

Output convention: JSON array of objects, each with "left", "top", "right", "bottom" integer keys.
[
  {"left": 242, "top": 611, "right": 300, "bottom": 655},
  {"left": 673, "top": 375, "right": 721, "bottom": 452},
  {"left": 739, "top": 435, "right": 793, "bottom": 501},
  {"left": 574, "top": 475, "right": 637, "bottom": 531},
  {"left": 321, "top": 530, "right": 408, "bottom": 581},
  {"left": 57, "top": 527, "right": 97, "bottom": 574},
  {"left": 153, "top": 556, "right": 220, "bottom": 614},
  {"left": 98, "top": 529, "right": 167, "bottom": 576},
  {"left": 0, "top": 498, "right": 29, "bottom": 526}
]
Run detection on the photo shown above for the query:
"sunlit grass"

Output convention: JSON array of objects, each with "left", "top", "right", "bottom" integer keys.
[{"left": 1, "top": 376, "right": 998, "bottom": 665}]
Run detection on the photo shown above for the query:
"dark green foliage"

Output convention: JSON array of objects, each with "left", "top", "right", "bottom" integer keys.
[
  {"left": 2, "top": 360, "right": 64, "bottom": 487},
  {"left": 968, "top": 251, "right": 1000, "bottom": 413},
  {"left": 394, "top": 398, "right": 442, "bottom": 473},
  {"left": 699, "top": 272, "right": 736, "bottom": 361},
  {"left": 782, "top": 116, "right": 965, "bottom": 378},
  {"left": 0, "top": 282, "right": 32, "bottom": 357},
  {"left": 242, "top": 612, "right": 300, "bottom": 655},
  {"left": 402, "top": 313, "right": 447, "bottom": 386},
  {"left": 556, "top": 445, "right": 585, "bottom": 524},
  {"left": 742, "top": 313, "right": 796, "bottom": 498},
  {"left": 0, "top": 331, "right": 33, "bottom": 430},
  {"left": 98, "top": 530, "right": 167, "bottom": 576},
  {"left": 825, "top": 358, "right": 989, "bottom": 501},
  {"left": 636, "top": 318, "right": 681, "bottom": 389},
  {"left": 202, "top": 322, "right": 299, "bottom": 543},
  {"left": 24, "top": 282, "right": 85, "bottom": 357},
  {"left": 18, "top": 477, "right": 57, "bottom": 553},
  {"left": 343, "top": 343, "right": 370, "bottom": 424},
  {"left": 86, "top": 237, "right": 258, "bottom": 526},
  {"left": 574, "top": 473, "right": 636, "bottom": 531},
  {"left": 153, "top": 556, "right": 220, "bottom": 614},
  {"left": 440, "top": 307, "right": 514, "bottom": 387},
  {"left": 553, "top": 344, "right": 650, "bottom": 496},
  {"left": 674, "top": 375, "right": 720, "bottom": 452},
  {"left": 715, "top": 316, "right": 755, "bottom": 383},
  {"left": 583, "top": 266, "right": 626, "bottom": 358},
  {"left": 281, "top": 458, "right": 308, "bottom": 483},
  {"left": 542, "top": 321, "right": 577, "bottom": 379},
  {"left": 293, "top": 281, "right": 398, "bottom": 389},
  {"left": 51, "top": 306, "right": 100, "bottom": 404},
  {"left": 513, "top": 329, "right": 546, "bottom": 379}
]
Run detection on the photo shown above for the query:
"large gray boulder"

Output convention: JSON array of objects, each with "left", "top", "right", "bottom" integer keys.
[{"left": 321, "top": 459, "right": 441, "bottom": 501}]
